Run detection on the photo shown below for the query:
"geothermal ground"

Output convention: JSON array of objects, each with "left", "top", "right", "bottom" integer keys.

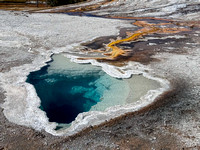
[{"left": 0, "top": 0, "right": 200, "bottom": 149}]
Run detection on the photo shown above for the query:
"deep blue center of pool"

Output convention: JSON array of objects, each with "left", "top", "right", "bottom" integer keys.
[
  {"left": 26, "top": 55, "right": 160, "bottom": 128},
  {"left": 26, "top": 58, "right": 106, "bottom": 124}
]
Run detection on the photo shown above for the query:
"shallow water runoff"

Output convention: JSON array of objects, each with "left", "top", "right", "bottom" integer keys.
[{"left": 26, "top": 54, "right": 160, "bottom": 127}]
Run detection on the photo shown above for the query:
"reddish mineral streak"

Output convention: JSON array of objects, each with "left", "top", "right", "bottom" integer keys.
[{"left": 80, "top": 20, "right": 190, "bottom": 61}]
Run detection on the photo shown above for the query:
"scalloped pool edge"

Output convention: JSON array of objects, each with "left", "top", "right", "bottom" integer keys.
[{"left": 0, "top": 46, "right": 170, "bottom": 136}]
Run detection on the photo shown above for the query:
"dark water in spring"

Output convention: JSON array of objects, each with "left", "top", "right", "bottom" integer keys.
[
  {"left": 26, "top": 54, "right": 160, "bottom": 125},
  {"left": 26, "top": 55, "right": 122, "bottom": 124}
]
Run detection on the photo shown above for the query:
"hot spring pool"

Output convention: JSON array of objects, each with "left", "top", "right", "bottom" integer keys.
[{"left": 26, "top": 54, "right": 160, "bottom": 125}]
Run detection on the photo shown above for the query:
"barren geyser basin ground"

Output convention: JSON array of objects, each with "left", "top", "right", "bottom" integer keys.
[
  {"left": 0, "top": 0, "right": 200, "bottom": 149},
  {"left": 0, "top": 11, "right": 168, "bottom": 136}
]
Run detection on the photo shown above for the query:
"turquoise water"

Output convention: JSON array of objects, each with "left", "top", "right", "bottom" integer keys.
[
  {"left": 26, "top": 55, "right": 128, "bottom": 124},
  {"left": 26, "top": 54, "right": 160, "bottom": 124}
]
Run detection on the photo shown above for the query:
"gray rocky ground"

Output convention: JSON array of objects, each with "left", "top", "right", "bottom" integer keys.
[{"left": 0, "top": 0, "right": 200, "bottom": 149}]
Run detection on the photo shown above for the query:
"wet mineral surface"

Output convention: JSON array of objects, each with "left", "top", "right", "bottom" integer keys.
[{"left": 0, "top": 0, "right": 200, "bottom": 149}]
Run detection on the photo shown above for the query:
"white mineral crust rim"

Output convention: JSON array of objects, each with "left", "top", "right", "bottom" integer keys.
[{"left": 0, "top": 47, "right": 170, "bottom": 136}]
